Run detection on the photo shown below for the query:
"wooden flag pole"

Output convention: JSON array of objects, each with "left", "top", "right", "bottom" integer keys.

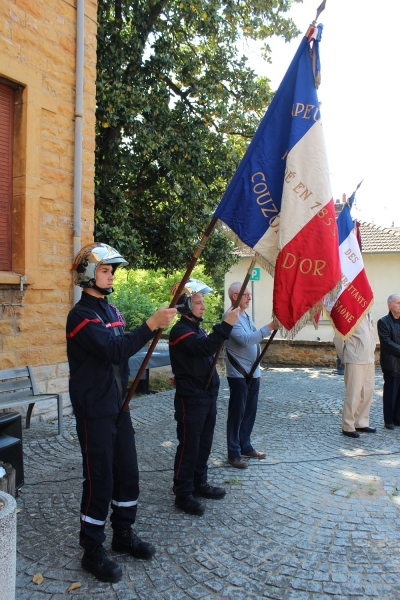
[
  {"left": 246, "top": 328, "right": 278, "bottom": 382},
  {"left": 203, "top": 258, "right": 256, "bottom": 391},
  {"left": 116, "top": 217, "right": 218, "bottom": 426}
]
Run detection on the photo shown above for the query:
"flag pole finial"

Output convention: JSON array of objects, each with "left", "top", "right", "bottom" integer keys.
[
  {"left": 306, "top": 1, "right": 326, "bottom": 41},
  {"left": 314, "top": 0, "right": 327, "bottom": 24}
]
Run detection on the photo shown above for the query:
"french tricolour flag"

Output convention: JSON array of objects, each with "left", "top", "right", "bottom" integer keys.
[
  {"left": 214, "top": 23, "right": 341, "bottom": 336},
  {"left": 325, "top": 189, "right": 374, "bottom": 339}
]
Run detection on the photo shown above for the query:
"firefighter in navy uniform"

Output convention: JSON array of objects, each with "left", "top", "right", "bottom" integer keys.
[
  {"left": 66, "top": 243, "right": 176, "bottom": 583},
  {"left": 169, "top": 279, "right": 240, "bottom": 515}
]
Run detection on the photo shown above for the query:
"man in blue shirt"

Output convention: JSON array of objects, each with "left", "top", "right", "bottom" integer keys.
[{"left": 224, "top": 282, "right": 274, "bottom": 468}]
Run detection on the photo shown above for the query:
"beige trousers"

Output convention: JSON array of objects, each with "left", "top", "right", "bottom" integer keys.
[{"left": 342, "top": 363, "right": 375, "bottom": 432}]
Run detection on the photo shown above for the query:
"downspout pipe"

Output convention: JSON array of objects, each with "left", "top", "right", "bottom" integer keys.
[{"left": 73, "top": 0, "right": 84, "bottom": 305}]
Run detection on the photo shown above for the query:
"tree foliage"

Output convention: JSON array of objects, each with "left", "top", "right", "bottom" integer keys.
[
  {"left": 95, "top": 0, "right": 300, "bottom": 277},
  {"left": 110, "top": 265, "right": 224, "bottom": 332}
]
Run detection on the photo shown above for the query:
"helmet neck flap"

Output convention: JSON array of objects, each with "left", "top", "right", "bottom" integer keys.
[{"left": 176, "top": 293, "right": 204, "bottom": 322}]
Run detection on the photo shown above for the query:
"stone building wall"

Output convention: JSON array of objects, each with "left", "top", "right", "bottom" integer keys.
[
  {"left": 0, "top": 0, "right": 98, "bottom": 420},
  {"left": 260, "top": 340, "right": 381, "bottom": 368}
]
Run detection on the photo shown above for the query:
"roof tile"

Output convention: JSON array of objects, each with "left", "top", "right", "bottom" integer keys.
[{"left": 358, "top": 221, "right": 400, "bottom": 253}]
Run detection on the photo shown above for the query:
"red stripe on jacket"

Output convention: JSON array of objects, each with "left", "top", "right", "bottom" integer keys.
[
  {"left": 168, "top": 332, "right": 196, "bottom": 346},
  {"left": 66, "top": 318, "right": 101, "bottom": 339},
  {"left": 66, "top": 319, "right": 124, "bottom": 339}
]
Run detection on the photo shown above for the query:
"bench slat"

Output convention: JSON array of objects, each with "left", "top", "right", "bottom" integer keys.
[
  {"left": 0, "top": 379, "right": 33, "bottom": 394},
  {"left": 0, "top": 366, "right": 64, "bottom": 435},
  {"left": 0, "top": 390, "right": 60, "bottom": 403},
  {"left": 0, "top": 395, "right": 59, "bottom": 407},
  {"left": 0, "top": 367, "right": 30, "bottom": 380},
  {"left": 0, "top": 398, "right": 35, "bottom": 407},
  {"left": 0, "top": 389, "right": 36, "bottom": 402}
]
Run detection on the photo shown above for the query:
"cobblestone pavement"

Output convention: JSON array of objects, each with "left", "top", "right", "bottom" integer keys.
[{"left": 15, "top": 367, "right": 400, "bottom": 599}]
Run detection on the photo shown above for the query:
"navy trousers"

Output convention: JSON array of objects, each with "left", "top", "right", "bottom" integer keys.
[
  {"left": 227, "top": 377, "right": 260, "bottom": 459},
  {"left": 75, "top": 413, "right": 139, "bottom": 550},
  {"left": 382, "top": 373, "right": 400, "bottom": 425},
  {"left": 173, "top": 393, "right": 217, "bottom": 496}
]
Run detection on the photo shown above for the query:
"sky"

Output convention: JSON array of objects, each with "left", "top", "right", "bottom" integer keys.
[{"left": 239, "top": 0, "right": 400, "bottom": 228}]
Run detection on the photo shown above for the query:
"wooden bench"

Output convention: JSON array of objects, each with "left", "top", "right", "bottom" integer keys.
[{"left": 0, "top": 366, "right": 64, "bottom": 435}]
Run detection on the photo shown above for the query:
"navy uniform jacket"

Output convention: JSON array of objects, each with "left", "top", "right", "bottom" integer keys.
[
  {"left": 378, "top": 311, "right": 400, "bottom": 377},
  {"left": 66, "top": 292, "right": 154, "bottom": 419},
  {"left": 168, "top": 316, "right": 232, "bottom": 399}
]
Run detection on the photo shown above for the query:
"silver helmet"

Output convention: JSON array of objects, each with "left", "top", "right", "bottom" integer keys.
[
  {"left": 72, "top": 243, "right": 128, "bottom": 289},
  {"left": 170, "top": 278, "right": 214, "bottom": 316},
  {"left": 170, "top": 277, "right": 213, "bottom": 298}
]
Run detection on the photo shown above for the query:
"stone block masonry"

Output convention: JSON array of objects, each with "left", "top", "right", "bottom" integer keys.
[
  {"left": 0, "top": 0, "right": 98, "bottom": 422},
  {"left": 261, "top": 339, "right": 381, "bottom": 368}
]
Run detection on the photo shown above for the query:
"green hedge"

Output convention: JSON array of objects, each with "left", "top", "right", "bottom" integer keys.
[{"left": 109, "top": 266, "right": 224, "bottom": 333}]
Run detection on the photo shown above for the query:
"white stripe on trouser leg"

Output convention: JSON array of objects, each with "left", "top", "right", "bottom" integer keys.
[
  {"left": 81, "top": 513, "right": 106, "bottom": 526},
  {"left": 111, "top": 499, "right": 138, "bottom": 507}
]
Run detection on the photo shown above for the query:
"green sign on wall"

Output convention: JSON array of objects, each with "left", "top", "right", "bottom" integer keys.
[{"left": 249, "top": 267, "right": 260, "bottom": 281}]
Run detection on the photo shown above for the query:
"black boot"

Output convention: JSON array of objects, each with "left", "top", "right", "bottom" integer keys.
[
  {"left": 193, "top": 482, "right": 226, "bottom": 499},
  {"left": 175, "top": 494, "right": 205, "bottom": 515},
  {"left": 81, "top": 545, "right": 122, "bottom": 583},
  {"left": 112, "top": 528, "right": 156, "bottom": 559}
]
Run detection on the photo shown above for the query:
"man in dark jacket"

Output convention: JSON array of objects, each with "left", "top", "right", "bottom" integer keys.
[
  {"left": 377, "top": 294, "right": 400, "bottom": 429},
  {"left": 67, "top": 243, "right": 176, "bottom": 583},
  {"left": 169, "top": 278, "right": 239, "bottom": 516}
]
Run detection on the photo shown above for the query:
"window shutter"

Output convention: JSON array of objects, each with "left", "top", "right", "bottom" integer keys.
[{"left": 0, "top": 84, "right": 14, "bottom": 271}]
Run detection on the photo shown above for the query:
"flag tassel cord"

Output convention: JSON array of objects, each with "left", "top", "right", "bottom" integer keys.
[{"left": 116, "top": 216, "right": 219, "bottom": 426}]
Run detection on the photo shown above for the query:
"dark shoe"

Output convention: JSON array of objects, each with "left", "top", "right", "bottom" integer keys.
[
  {"left": 355, "top": 427, "right": 376, "bottom": 433},
  {"left": 112, "top": 528, "right": 156, "bottom": 559},
  {"left": 227, "top": 456, "right": 248, "bottom": 469},
  {"left": 241, "top": 449, "right": 267, "bottom": 459},
  {"left": 385, "top": 423, "right": 395, "bottom": 430},
  {"left": 193, "top": 482, "right": 226, "bottom": 499},
  {"left": 342, "top": 429, "right": 360, "bottom": 438},
  {"left": 175, "top": 494, "right": 205, "bottom": 515},
  {"left": 393, "top": 420, "right": 400, "bottom": 426},
  {"left": 81, "top": 545, "right": 122, "bottom": 583}
]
